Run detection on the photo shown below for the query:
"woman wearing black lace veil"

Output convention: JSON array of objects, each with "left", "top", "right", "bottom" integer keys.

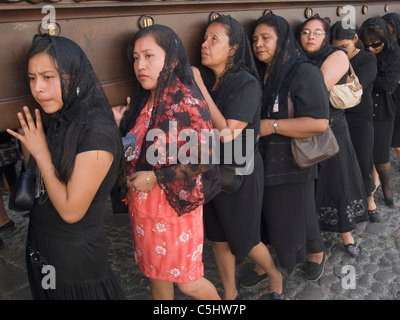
[
  {"left": 382, "top": 13, "right": 400, "bottom": 169},
  {"left": 116, "top": 25, "right": 220, "bottom": 300},
  {"left": 7, "top": 34, "right": 126, "bottom": 299},
  {"left": 251, "top": 14, "right": 328, "bottom": 282},
  {"left": 192, "top": 14, "right": 284, "bottom": 300},
  {"left": 358, "top": 17, "right": 400, "bottom": 209},
  {"left": 299, "top": 15, "right": 368, "bottom": 258}
]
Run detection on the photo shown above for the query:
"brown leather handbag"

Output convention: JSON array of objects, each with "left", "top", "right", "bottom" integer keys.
[{"left": 287, "top": 95, "right": 339, "bottom": 169}]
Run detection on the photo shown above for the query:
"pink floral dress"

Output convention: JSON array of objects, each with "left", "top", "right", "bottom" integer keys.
[{"left": 127, "top": 102, "right": 204, "bottom": 283}]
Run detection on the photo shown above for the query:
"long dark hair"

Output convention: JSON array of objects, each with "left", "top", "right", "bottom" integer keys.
[
  {"left": 252, "top": 13, "right": 308, "bottom": 118},
  {"left": 358, "top": 17, "right": 400, "bottom": 93},
  {"left": 200, "top": 15, "right": 259, "bottom": 107},
  {"left": 330, "top": 21, "right": 363, "bottom": 49},
  {"left": 27, "top": 34, "right": 124, "bottom": 185},
  {"left": 120, "top": 24, "right": 198, "bottom": 136},
  {"left": 120, "top": 25, "right": 220, "bottom": 215}
]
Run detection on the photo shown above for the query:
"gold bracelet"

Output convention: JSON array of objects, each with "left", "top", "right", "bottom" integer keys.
[
  {"left": 41, "top": 165, "right": 55, "bottom": 179},
  {"left": 40, "top": 165, "right": 55, "bottom": 194}
]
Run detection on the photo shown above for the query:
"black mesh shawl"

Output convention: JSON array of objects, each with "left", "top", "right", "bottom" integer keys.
[
  {"left": 358, "top": 17, "right": 400, "bottom": 93},
  {"left": 201, "top": 15, "right": 260, "bottom": 108},
  {"left": 382, "top": 12, "right": 400, "bottom": 45},
  {"left": 120, "top": 25, "right": 220, "bottom": 216},
  {"left": 27, "top": 34, "right": 124, "bottom": 185},
  {"left": 252, "top": 14, "right": 308, "bottom": 118},
  {"left": 298, "top": 14, "right": 346, "bottom": 68}
]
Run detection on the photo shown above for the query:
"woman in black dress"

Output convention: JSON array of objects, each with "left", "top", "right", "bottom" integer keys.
[
  {"left": 251, "top": 14, "right": 328, "bottom": 281},
  {"left": 382, "top": 13, "right": 400, "bottom": 167},
  {"left": 192, "top": 15, "right": 284, "bottom": 300},
  {"left": 330, "top": 22, "right": 379, "bottom": 222},
  {"left": 7, "top": 35, "right": 126, "bottom": 299},
  {"left": 358, "top": 18, "right": 400, "bottom": 209},
  {"left": 299, "top": 15, "right": 368, "bottom": 258}
]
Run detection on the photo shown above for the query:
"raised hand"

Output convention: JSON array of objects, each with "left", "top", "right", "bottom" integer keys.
[
  {"left": 6, "top": 106, "right": 51, "bottom": 162},
  {"left": 112, "top": 97, "right": 130, "bottom": 127}
]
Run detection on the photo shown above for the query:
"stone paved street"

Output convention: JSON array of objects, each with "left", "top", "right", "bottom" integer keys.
[{"left": 1, "top": 152, "right": 400, "bottom": 301}]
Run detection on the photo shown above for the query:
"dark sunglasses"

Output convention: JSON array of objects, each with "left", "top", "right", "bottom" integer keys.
[{"left": 364, "top": 41, "right": 383, "bottom": 49}]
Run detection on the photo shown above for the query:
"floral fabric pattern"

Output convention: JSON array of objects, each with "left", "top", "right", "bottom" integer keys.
[{"left": 127, "top": 96, "right": 204, "bottom": 283}]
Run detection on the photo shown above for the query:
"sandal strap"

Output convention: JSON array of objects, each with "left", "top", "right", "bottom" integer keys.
[{"left": 344, "top": 242, "right": 357, "bottom": 249}]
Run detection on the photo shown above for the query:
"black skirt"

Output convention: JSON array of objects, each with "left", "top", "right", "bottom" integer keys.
[
  {"left": 262, "top": 180, "right": 324, "bottom": 270},
  {"left": 316, "top": 114, "right": 368, "bottom": 233},
  {"left": 204, "top": 152, "right": 263, "bottom": 257},
  {"left": 374, "top": 119, "right": 394, "bottom": 164},
  {"left": 26, "top": 222, "right": 126, "bottom": 300},
  {"left": 345, "top": 114, "right": 375, "bottom": 195}
]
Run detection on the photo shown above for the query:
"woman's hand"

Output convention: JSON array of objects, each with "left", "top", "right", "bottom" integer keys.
[
  {"left": 127, "top": 170, "right": 157, "bottom": 193},
  {"left": 6, "top": 106, "right": 51, "bottom": 163},
  {"left": 112, "top": 97, "right": 130, "bottom": 127},
  {"left": 191, "top": 66, "right": 206, "bottom": 91}
]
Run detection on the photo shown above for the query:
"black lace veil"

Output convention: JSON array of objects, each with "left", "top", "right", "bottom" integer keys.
[
  {"left": 358, "top": 17, "right": 400, "bottom": 93},
  {"left": 27, "top": 34, "right": 124, "bottom": 185},
  {"left": 382, "top": 12, "right": 400, "bottom": 45},
  {"left": 120, "top": 25, "right": 220, "bottom": 216},
  {"left": 201, "top": 15, "right": 260, "bottom": 109},
  {"left": 297, "top": 14, "right": 345, "bottom": 68},
  {"left": 252, "top": 14, "right": 308, "bottom": 118}
]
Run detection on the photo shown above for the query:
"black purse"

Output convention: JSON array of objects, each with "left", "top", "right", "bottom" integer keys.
[
  {"left": 220, "top": 165, "right": 244, "bottom": 193},
  {"left": 219, "top": 136, "right": 258, "bottom": 193},
  {"left": 8, "top": 156, "right": 36, "bottom": 212}
]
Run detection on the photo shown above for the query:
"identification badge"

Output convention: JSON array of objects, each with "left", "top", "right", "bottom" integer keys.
[
  {"left": 122, "top": 134, "right": 137, "bottom": 162},
  {"left": 273, "top": 95, "right": 279, "bottom": 113}
]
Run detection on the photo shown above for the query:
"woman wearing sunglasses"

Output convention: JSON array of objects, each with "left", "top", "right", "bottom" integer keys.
[{"left": 358, "top": 17, "right": 400, "bottom": 211}]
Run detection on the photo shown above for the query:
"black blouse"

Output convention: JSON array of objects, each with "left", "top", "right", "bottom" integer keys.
[
  {"left": 30, "top": 126, "right": 122, "bottom": 239},
  {"left": 260, "top": 63, "right": 330, "bottom": 186},
  {"left": 211, "top": 70, "right": 261, "bottom": 168},
  {"left": 346, "top": 50, "right": 377, "bottom": 119}
]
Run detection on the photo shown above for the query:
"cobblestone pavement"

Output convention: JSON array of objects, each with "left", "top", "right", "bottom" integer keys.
[{"left": 1, "top": 153, "right": 400, "bottom": 301}]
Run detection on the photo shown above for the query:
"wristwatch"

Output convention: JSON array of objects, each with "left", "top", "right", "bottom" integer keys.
[{"left": 273, "top": 119, "right": 278, "bottom": 134}]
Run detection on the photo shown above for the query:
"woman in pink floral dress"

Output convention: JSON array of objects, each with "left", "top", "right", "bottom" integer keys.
[{"left": 113, "top": 25, "right": 221, "bottom": 300}]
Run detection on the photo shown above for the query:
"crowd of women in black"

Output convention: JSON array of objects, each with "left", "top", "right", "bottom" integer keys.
[{"left": 2, "top": 10, "right": 400, "bottom": 300}]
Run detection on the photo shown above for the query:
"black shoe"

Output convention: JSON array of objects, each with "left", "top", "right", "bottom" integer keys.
[
  {"left": 384, "top": 197, "right": 395, "bottom": 208},
  {"left": 239, "top": 270, "right": 268, "bottom": 288},
  {"left": 305, "top": 252, "right": 326, "bottom": 281},
  {"left": 368, "top": 210, "right": 381, "bottom": 223},
  {"left": 267, "top": 272, "right": 286, "bottom": 300},
  {"left": 0, "top": 237, "right": 4, "bottom": 249},
  {"left": 0, "top": 220, "right": 15, "bottom": 231},
  {"left": 344, "top": 242, "right": 361, "bottom": 258}
]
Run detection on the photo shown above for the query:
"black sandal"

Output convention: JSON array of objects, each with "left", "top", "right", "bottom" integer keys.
[
  {"left": 344, "top": 242, "right": 360, "bottom": 258},
  {"left": 368, "top": 209, "right": 380, "bottom": 223}
]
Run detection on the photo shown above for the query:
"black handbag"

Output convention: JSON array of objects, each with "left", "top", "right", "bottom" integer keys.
[
  {"left": 219, "top": 138, "right": 258, "bottom": 193},
  {"left": 8, "top": 156, "right": 36, "bottom": 212},
  {"left": 220, "top": 165, "right": 244, "bottom": 193}
]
